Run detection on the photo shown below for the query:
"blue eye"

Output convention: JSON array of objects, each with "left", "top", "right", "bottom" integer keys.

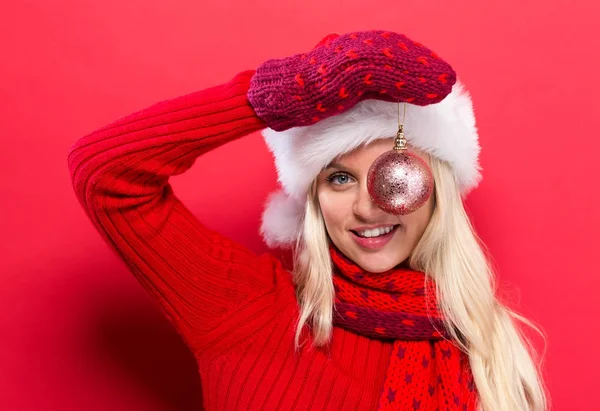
[{"left": 327, "top": 172, "right": 354, "bottom": 185}]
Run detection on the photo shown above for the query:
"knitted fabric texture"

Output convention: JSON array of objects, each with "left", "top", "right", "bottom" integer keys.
[
  {"left": 69, "top": 68, "right": 482, "bottom": 409},
  {"left": 330, "top": 243, "right": 446, "bottom": 340},
  {"left": 248, "top": 30, "right": 457, "bottom": 131},
  {"left": 329, "top": 244, "right": 479, "bottom": 410}
]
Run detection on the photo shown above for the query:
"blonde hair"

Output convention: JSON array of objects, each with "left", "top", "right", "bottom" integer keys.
[{"left": 291, "top": 153, "right": 549, "bottom": 411}]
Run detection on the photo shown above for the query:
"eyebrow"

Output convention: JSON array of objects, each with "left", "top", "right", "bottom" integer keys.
[{"left": 324, "top": 162, "right": 347, "bottom": 170}]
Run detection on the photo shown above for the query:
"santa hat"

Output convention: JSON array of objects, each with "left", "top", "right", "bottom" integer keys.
[{"left": 251, "top": 32, "right": 482, "bottom": 248}]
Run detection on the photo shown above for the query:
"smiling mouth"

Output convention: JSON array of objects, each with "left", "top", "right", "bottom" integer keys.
[
  {"left": 350, "top": 224, "right": 400, "bottom": 238},
  {"left": 349, "top": 225, "right": 400, "bottom": 250}
]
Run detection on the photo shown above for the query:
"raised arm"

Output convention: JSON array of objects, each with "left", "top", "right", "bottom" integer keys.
[{"left": 67, "top": 70, "right": 281, "bottom": 351}]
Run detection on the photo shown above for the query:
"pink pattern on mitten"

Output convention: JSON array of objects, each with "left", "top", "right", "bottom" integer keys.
[{"left": 247, "top": 30, "right": 457, "bottom": 132}]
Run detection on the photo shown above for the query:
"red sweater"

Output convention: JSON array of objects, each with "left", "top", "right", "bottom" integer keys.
[{"left": 68, "top": 70, "right": 397, "bottom": 410}]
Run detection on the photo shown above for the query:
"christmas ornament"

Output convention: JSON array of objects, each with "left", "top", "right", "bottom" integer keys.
[{"left": 367, "top": 103, "right": 434, "bottom": 215}]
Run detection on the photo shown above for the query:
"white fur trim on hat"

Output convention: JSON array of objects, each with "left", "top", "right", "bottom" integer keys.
[{"left": 260, "top": 79, "right": 482, "bottom": 248}]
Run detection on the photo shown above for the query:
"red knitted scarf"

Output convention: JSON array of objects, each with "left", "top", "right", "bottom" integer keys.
[{"left": 329, "top": 243, "right": 479, "bottom": 410}]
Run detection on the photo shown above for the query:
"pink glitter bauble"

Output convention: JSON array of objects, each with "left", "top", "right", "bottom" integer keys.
[{"left": 367, "top": 150, "right": 434, "bottom": 215}]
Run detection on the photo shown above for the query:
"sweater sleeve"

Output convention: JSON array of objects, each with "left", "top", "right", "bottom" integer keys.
[{"left": 67, "top": 70, "right": 282, "bottom": 350}]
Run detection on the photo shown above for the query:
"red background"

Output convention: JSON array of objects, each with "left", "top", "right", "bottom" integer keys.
[{"left": 1, "top": 1, "right": 598, "bottom": 409}]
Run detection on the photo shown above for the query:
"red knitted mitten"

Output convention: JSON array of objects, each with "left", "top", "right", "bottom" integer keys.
[{"left": 247, "top": 30, "right": 457, "bottom": 132}]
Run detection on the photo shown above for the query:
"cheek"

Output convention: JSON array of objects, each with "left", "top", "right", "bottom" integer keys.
[
  {"left": 403, "top": 200, "right": 434, "bottom": 234},
  {"left": 318, "top": 191, "right": 349, "bottom": 233}
]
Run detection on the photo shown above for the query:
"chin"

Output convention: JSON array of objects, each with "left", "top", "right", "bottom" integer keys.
[
  {"left": 333, "top": 234, "right": 409, "bottom": 273},
  {"left": 360, "top": 263, "right": 392, "bottom": 274},
  {"left": 352, "top": 249, "right": 404, "bottom": 273}
]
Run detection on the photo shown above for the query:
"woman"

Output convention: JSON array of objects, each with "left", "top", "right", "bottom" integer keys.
[{"left": 68, "top": 30, "right": 548, "bottom": 410}]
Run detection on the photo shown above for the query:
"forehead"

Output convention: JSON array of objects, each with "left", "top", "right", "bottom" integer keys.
[{"left": 326, "top": 139, "right": 430, "bottom": 168}]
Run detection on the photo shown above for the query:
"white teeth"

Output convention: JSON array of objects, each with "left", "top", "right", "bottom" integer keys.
[{"left": 356, "top": 226, "right": 395, "bottom": 238}]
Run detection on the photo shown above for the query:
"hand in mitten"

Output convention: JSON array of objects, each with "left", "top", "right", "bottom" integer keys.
[{"left": 247, "top": 30, "right": 457, "bottom": 132}]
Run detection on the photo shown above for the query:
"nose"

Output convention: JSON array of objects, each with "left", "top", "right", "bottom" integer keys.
[{"left": 352, "top": 183, "right": 384, "bottom": 220}]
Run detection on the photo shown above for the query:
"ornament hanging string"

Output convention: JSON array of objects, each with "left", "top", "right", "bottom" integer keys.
[
  {"left": 398, "top": 100, "right": 406, "bottom": 133},
  {"left": 394, "top": 101, "right": 408, "bottom": 155}
]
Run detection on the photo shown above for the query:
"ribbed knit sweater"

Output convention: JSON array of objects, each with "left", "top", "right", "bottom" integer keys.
[{"left": 67, "top": 69, "right": 438, "bottom": 410}]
